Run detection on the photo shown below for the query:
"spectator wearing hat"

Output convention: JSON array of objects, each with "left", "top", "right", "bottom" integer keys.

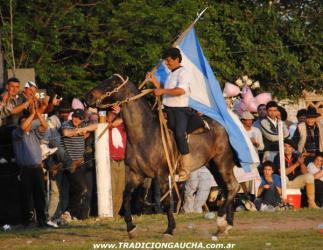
[
  {"left": 288, "top": 109, "right": 307, "bottom": 139},
  {"left": 292, "top": 107, "right": 323, "bottom": 160},
  {"left": 241, "top": 111, "right": 264, "bottom": 153},
  {"left": 61, "top": 108, "right": 97, "bottom": 219},
  {"left": 240, "top": 111, "right": 264, "bottom": 196},
  {"left": 306, "top": 152, "right": 323, "bottom": 207},
  {"left": 19, "top": 81, "right": 50, "bottom": 116},
  {"left": 260, "top": 101, "right": 289, "bottom": 162},
  {"left": 23, "top": 81, "right": 38, "bottom": 99},
  {"left": 273, "top": 139, "right": 318, "bottom": 208}
]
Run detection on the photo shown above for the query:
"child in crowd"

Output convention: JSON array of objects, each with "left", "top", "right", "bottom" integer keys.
[{"left": 255, "top": 161, "right": 282, "bottom": 211}]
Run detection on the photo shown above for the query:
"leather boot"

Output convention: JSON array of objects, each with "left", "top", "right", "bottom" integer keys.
[
  {"left": 306, "top": 183, "right": 319, "bottom": 209},
  {"left": 178, "top": 153, "right": 192, "bottom": 182}
]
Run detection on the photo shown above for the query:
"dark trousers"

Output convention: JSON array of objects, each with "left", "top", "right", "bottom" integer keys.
[
  {"left": 19, "top": 166, "right": 47, "bottom": 226},
  {"left": 315, "top": 179, "right": 323, "bottom": 207},
  {"left": 0, "top": 125, "right": 15, "bottom": 161},
  {"left": 67, "top": 165, "right": 92, "bottom": 219},
  {"left": 164, "top": 106, "right": 190, "bottom": 155},
  {"left": 260, "top": 184, "right": 281, "bottom": 207}
]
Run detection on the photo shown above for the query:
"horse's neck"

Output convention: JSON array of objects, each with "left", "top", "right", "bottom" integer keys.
[{"left": 119, "top": 83, "right": 159, "bottom": 142}]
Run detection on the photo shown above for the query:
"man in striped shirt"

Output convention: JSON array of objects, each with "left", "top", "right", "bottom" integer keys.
[
  {"left": 61, "top": 109, "right": 97, "bottom": 218},
  {"left": 61, "top": 109, "right": 97, "bottom": 171}
]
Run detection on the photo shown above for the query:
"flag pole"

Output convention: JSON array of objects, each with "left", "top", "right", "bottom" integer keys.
[
  {"left": 139, "top": 7, "right": 208, "bottom": 89},
  {"left": 173, "top": 7, "right": 208, "bottom": 46}
]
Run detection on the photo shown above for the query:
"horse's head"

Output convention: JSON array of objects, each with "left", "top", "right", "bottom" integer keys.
[{"left": 85, "top": 74, "right": 129, "bottom": 108}]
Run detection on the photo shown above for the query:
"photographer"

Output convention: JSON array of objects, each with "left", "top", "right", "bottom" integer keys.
[{"left": 12, "top": 99, "right": 50, "bottom": 228}]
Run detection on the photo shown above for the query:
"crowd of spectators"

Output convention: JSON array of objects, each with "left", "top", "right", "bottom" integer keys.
[
  {"left": 183, "top": 100, "right": 323, "bottom": 213},
  {"left": 0, "top": 77, "right": 322, "bottom": 229}
]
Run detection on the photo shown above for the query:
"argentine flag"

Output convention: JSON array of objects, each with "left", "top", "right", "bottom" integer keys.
[{"left": 155, "top": 28, "right": 259, "bottom": 172}]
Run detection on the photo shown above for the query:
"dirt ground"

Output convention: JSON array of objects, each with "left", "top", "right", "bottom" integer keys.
[{"left": 0, "top": 210, "right": 322, "bottom": 250}]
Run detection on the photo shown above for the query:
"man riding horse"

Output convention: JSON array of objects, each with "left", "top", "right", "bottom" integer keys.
[{"left": 147, "top": 48, "right": 193, "bottom": 182}]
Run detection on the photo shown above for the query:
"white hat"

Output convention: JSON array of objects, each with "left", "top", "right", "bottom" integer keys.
[
  {"left": 24, "top": 81, "right": 37, "bottom": 88},
  {"left": 241, "top": 111, "right": 254, "bottom": 120}
]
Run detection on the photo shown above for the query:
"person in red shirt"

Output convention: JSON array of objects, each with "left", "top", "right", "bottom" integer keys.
[{"left": 106, "top": 105, "right": 126, "bottom": 216}]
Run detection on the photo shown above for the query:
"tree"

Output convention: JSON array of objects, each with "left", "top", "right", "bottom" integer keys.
[{"left": 0, "top": 0, "right": 322, "bottom": 98}]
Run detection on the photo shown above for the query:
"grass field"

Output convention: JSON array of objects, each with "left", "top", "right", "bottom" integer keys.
[{"left": 0, "top": 209, "right": 322, "bottom": 250}]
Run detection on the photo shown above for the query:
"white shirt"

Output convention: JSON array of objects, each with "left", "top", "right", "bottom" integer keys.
[
  {"left": 163, "top": 67, "right": 190, "bottom": 107},
  {"left": 267, "top": 116, "right": 278, "bottom": 128},
  {"left": 307, "top": 162, "right": 323, "bottom": 181},
  {"left": 246, "top": 126, "right": 265, "bottom": 151}
]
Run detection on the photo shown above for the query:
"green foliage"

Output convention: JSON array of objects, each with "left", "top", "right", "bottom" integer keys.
[{"left": 0, "top": 0, "right": 322, "bottom": 98}]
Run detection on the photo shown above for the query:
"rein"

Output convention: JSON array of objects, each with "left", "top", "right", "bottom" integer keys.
[{"left": 96, "top": 74, "right": 154, "bottom": 108}]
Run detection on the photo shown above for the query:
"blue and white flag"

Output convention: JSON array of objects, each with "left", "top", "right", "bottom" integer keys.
[{"left": 155, "top": 28, "right": 259, "bottom": 172}]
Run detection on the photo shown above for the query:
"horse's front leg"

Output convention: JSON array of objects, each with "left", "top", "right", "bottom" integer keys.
[
  {"left": 160, "top": 181, "right": 176, "bottom": 236},
  {"left": 123, "top": 170, "right": 143, "bottom": 237}
]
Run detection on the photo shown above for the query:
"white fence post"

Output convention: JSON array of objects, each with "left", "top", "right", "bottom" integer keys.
[
  {"left": 278, "top": 120, "right": 287, "bottom": 200},
  {"left": 95, "top": 123, "right": 113, "bottom": 217}
]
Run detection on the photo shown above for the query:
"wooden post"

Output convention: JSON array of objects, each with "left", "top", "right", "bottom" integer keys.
[{"left": 95, "top": 123, "right": 113, "bottom": 217}]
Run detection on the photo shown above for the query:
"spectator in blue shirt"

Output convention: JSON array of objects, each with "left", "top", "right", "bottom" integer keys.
[
  {"left": 256, "top": 161, "right": 282, "bottom": 210},
  {"left": 12, "top": 102, "right": 49, "bottom": 228}
]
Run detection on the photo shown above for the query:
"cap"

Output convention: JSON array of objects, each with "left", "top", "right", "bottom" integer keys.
[
  {"left": 24, "top": 81, "right": 37, "bottom": 89},
  {"left": 72, "top": 109, "right": 85, "bottom": 119},
  {"left": 241, "top": 111, "right": 254, "bottom": 120}
]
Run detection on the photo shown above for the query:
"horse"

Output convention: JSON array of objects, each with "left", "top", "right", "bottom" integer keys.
[{"left": 85, "top": 74, "right": 240, "bottom": 237}]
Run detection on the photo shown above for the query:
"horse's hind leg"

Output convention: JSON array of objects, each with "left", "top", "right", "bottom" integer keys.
[
  {"left": 210, "top": 158, "right": 239, "bottom": 235},
  {"left": 123, "top": 170, "right": 143, "bottom": 237}
]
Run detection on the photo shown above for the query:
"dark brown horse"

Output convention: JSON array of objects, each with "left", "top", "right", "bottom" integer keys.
[{"left": 86, "top": 74, "right": 239, "bottom": 237}]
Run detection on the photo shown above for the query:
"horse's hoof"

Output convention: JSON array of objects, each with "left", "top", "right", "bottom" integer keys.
[
  {"left": 216, "top": 215, "right": 228, "bottom": 233},
  {"left": 127, "top": 225, "right": 137, "bottom": 238},
  {"left": 163, "top": 232, "right": 173, "bottom": 237},
  {"left": 223, "top": 225, "right": 233, "bottom": 235},
  {"left": 211, "top": 235, "right": 218, "bottom": 241},
  {"left": 163, "top": 228, "right": 174, "bottom": 237},
  {"left": 215, "top": 224, "right": 232, "bottom": 237}
]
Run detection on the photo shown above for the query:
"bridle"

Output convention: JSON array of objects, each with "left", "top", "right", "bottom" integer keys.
[
  {"left": 95, "top": 74, "right": 153, "bottom": 108},
  {"left": 95, "top": 74, "right": 129, "bottom": 108}
]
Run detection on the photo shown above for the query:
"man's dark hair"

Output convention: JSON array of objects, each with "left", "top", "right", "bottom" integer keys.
[
  {"left": 262, "top": 160, "right": 275, "bottom": 169},
  {"left": 257, "top": 104, "right": 266, "bottom": 111},
  {"left": 278, "top": 106, "right": 288, "bottom": 121},
  {"left": 7, "top": 77, "right": 20, "bottom": 85},
  {"left": 314, "top": 151, "right": 323, "bottom": 160},
  {"left": 162, "top": 47, "right": 182, "bottom": 62},
  {"left": 266, "top": 101, "right": 279, "bottom": 110}
]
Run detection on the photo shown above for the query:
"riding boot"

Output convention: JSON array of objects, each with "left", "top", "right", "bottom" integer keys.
[
  {"left": 306, "top": 183, "right": 319, "bottom": 209},
  {"left": 178, "top": 153, "right": 192, "bottom": 182}
]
